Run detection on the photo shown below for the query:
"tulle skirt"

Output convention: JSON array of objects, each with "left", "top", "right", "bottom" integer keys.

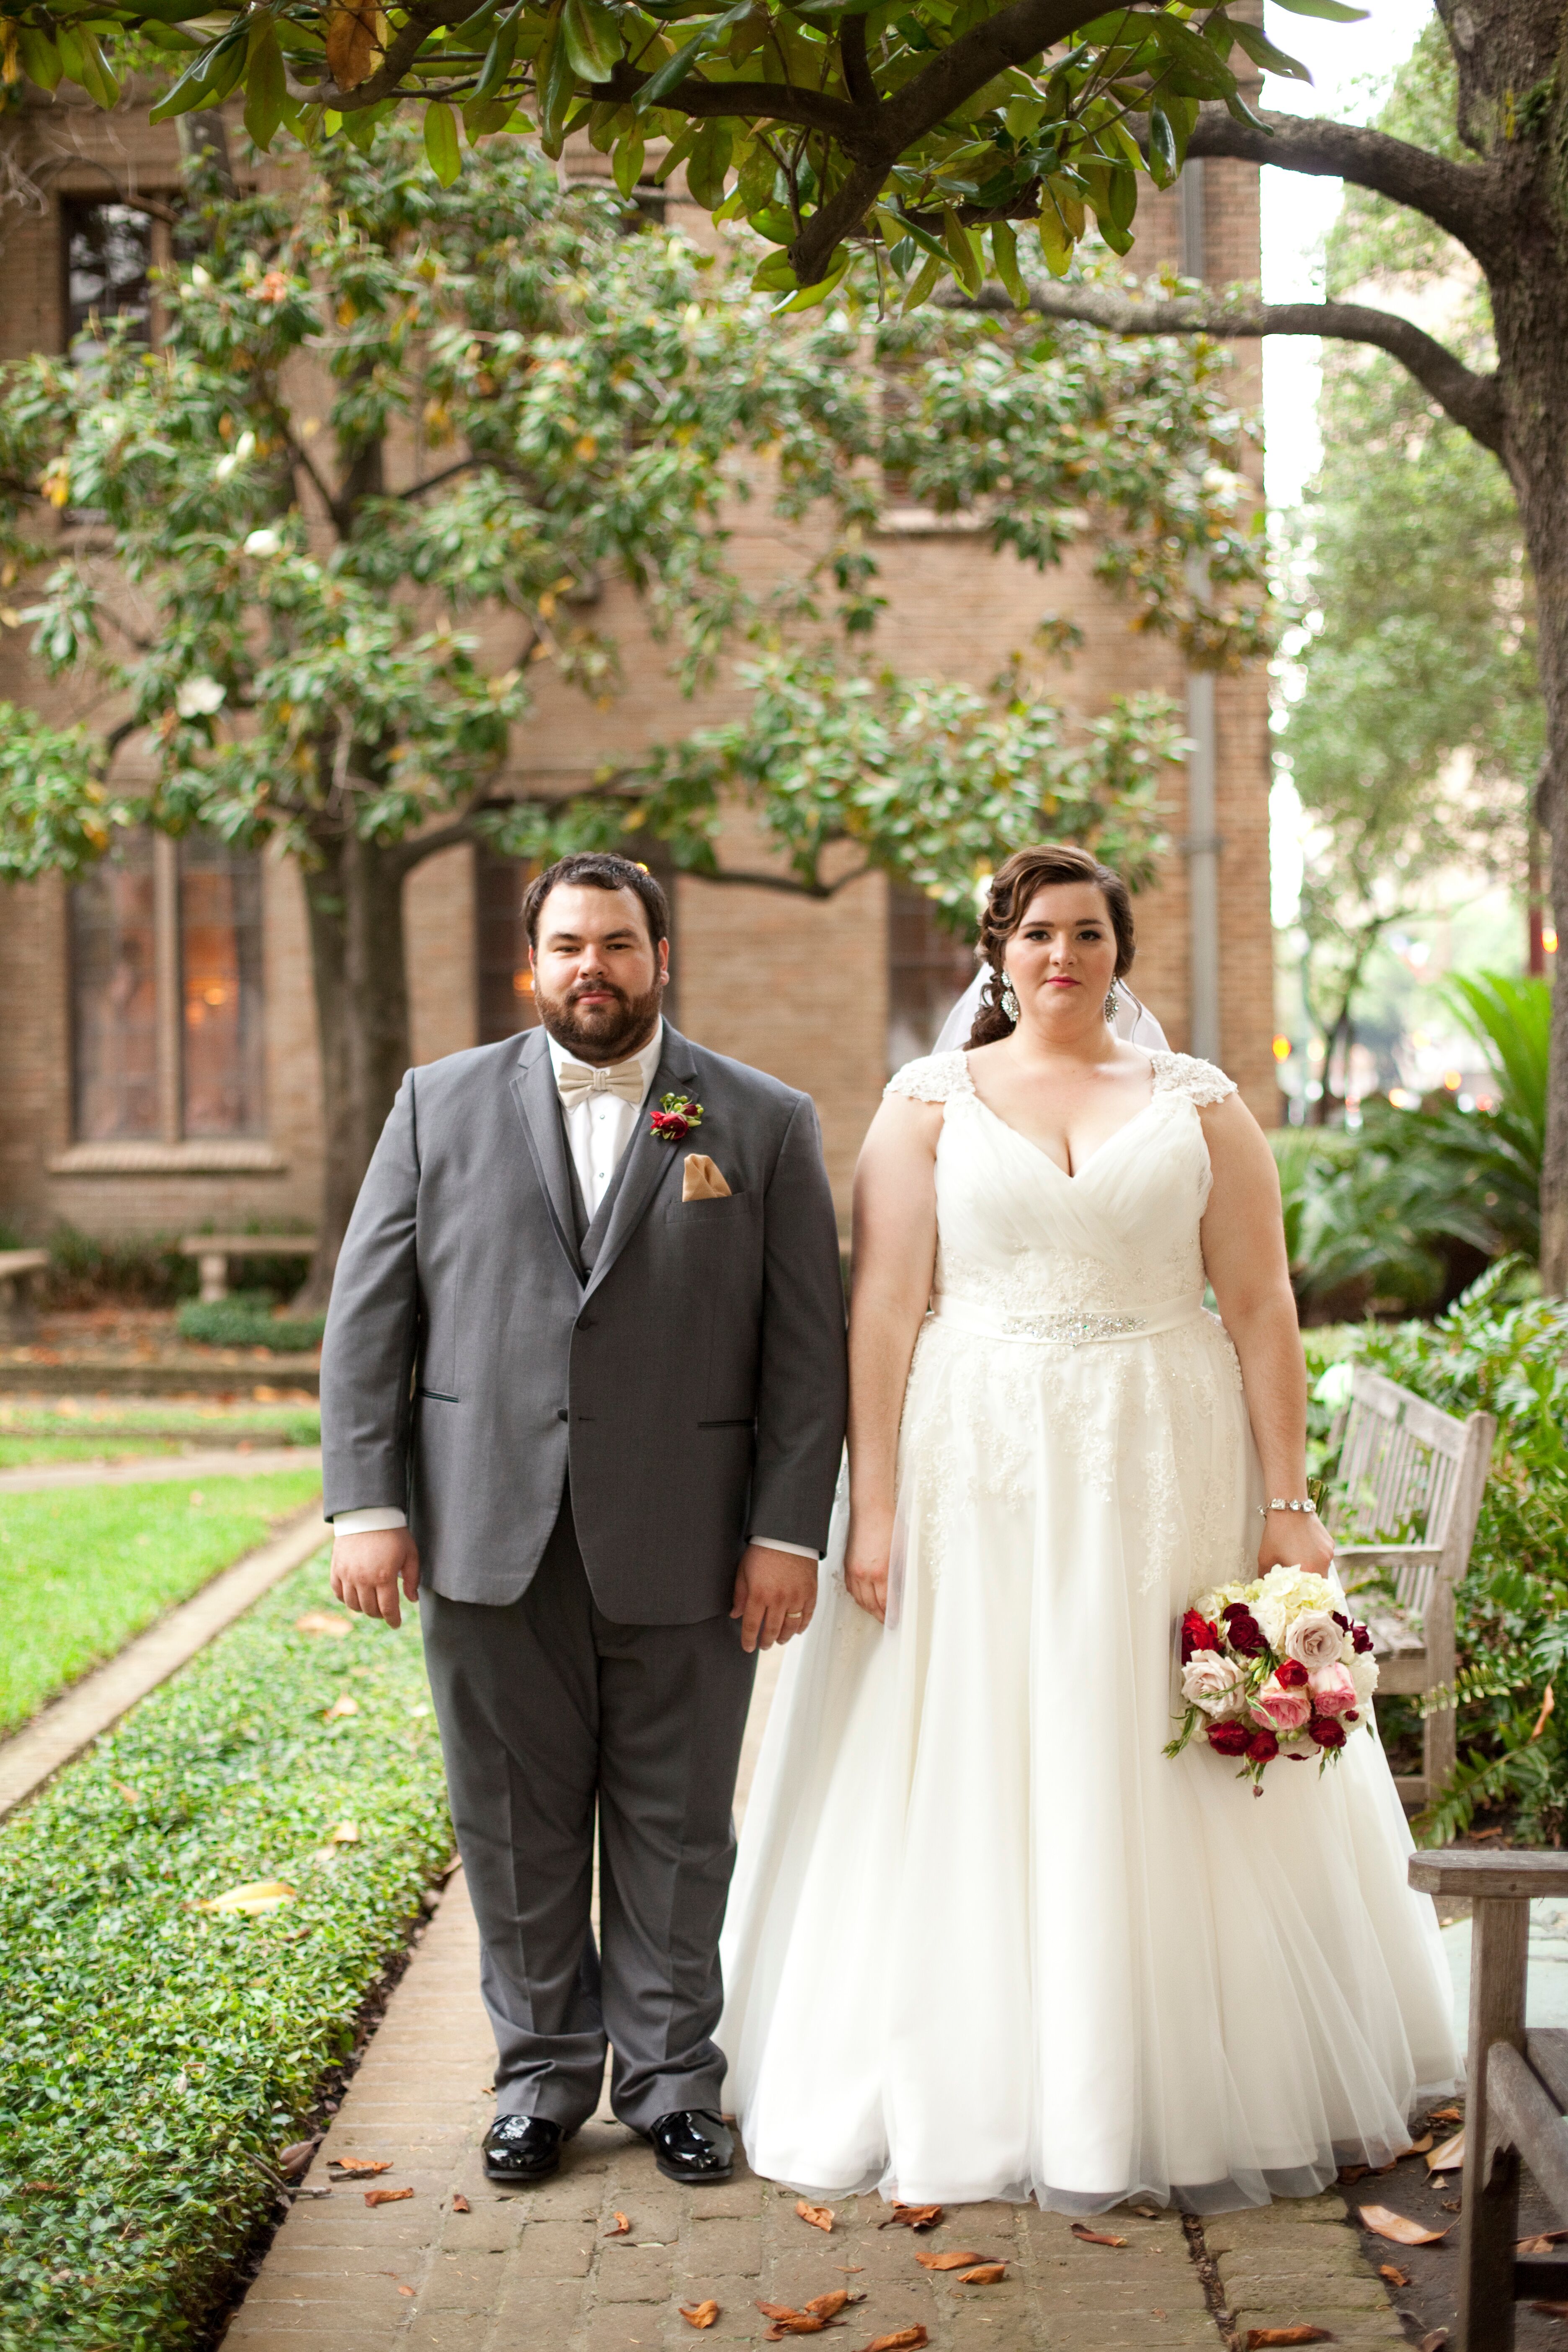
[{"left": 717, "top": 1316, "right": 1460, "bottom": 2213}]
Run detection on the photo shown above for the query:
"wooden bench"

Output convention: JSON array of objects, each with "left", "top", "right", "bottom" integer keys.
[
  {"left": 180, "top": 1234, "right": 317, "bottom": 1303},
  {"left": 0, "top": 1248, "right": 47, "bottom": 1337},
  {"left": 1328, "top": 1364, "right": 1495, "bottom": 1808},
  {"left": 1408, "top": 1849, "right": 1568, "bottom": 2352}
]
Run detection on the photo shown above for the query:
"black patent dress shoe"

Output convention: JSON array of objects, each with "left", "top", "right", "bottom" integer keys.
[
  {"left": 482, "top": 2113, "right": 563, "bottom": 2184},
  {"left": 645, "top": 2110, "right": 734, "bottom": 2184}
]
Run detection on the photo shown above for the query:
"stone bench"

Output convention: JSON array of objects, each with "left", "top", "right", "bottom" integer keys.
[
  {"left": 0, "top": 1249, "right": 48, "bottom": 1338},
  {"left": 180, "top": 1235, "right": 317, "bottom": 1303}
]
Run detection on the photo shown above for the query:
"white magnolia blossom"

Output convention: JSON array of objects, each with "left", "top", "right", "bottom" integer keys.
[
  {"left": 243, "top": 528, "right": 282, "bottom": 558},
  {"left": 175, "top": 675, "right": 226, "bottom": 718},
  {"left": 214, "top": 430, "right": 256, "bottom": 482}
]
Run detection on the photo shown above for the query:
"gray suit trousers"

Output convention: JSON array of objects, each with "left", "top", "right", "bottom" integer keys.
[{"left": 420, "top": 1492, "right": 758, "bottom": 2132}]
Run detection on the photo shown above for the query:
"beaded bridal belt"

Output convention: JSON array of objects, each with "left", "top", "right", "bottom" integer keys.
[{"left": 931, "top": 1294, "right": 1207, "bottom": 1348}]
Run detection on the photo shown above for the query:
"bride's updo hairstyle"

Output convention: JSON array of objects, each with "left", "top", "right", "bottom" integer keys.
[{"left": 967, "top": 843, "right": 1135, "bottom": 1048}]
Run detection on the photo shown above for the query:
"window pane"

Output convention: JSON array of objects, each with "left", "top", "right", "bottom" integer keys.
[
  {"left": 476, "top": 849, "right": 540, "bottom": 1044},
  {"left": 888, "top": 886, "right": 978, "bottom": 1072},
  {"left": 64, "top": 201, "right": 152, "bottom": 358},
  {"left": 180, "top": 835, "right": 265, "bottom": 1136},
  {"left": 70, "top": 832, "right": 159, "bottom": 1139}
]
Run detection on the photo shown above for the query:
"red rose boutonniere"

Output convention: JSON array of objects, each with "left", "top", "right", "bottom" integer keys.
[{"left": 650, "top": 1092, "right": 704, "bottom": 1143}]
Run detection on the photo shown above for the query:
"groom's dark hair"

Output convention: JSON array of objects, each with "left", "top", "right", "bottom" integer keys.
[{"left": 524, "top": 853, "right": 671, "bottom": 953}]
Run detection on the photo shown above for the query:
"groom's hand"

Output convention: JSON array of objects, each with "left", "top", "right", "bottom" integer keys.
[
  {"left": 731, "top": 1543, "right": 817, "bottom": 1653},
  {"left": 331, "top": 1527, "right": 421, "bottom": 1629}
]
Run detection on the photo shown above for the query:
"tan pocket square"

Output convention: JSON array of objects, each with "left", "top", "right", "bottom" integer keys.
[{"left": 682, "top": 1152, "right": 732, "bottom": 1202}]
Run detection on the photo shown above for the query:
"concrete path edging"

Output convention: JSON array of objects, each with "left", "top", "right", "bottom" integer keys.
[
  {"left": 0, "top": 1501, "right": 326, "bottom": 1821},
  {"left": 0, "top": 1447, "right": 322, "bottom": 1495}
]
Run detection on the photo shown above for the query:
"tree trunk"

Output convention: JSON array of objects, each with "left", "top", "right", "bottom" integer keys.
[{"left": 292, "top": 828, "right": 414, "bottom": 1311}]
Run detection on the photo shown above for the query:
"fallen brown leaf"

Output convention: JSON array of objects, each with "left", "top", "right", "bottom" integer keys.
[
  {"left": 761, "top": 2319, "right": 835, "bottom": 2341},
  {"left": 1244, "top": 2331, "right": 1334, "bottom": 2349},
  {"left": 1426, "top": 2129, "right": 1465, "bottom": 2173},
  {"left": 1398, "top": 2134, "right": 1434, "bottom": 2157},
  {"left": 328, "top": 2156, "right": 391, "bottom": 2177},
  {"left": 957, "top": 2264, "right": 1007, "bottom": 2285},
  {"left": 861, "top": 2332, "right": 929, "bottom": 2351},
  {"left": 364, "top": 2187, "right": 413, "bottom": 2207},
  {"left": 1070, "top": 2223, "right": 1127, "bottom": 2247},
  {"left": 797, "top": 2198, "right": 835, "bottom": 2233},
  {"left": 805, "top": 2293, "right": 863, "bottom": 2316},
  {"left": 1520, "top": 2229, "right": 1568, "bottom": 2252},
  {"left": 1336, "top": 2166, "right": 1369, "bottom": 2184},
  {"left": 277, "top": 2140, "right": 317, "bottom": 2177},
  {"left": 328, "top": 1821, "right": 359, "bottom": 1845},
  {"left": 1378, "top": 2263, "right": 1411, "bottom": 2288},
  {"left": 451, "top": 2194, "right": 470, "bottom": 2214},
  {"left": 112, "top": 1780, "right": 139, "bottom": 1804},
  {"left": 396, "top": 2285, "right": 415, "bottom": 2298},
  {"left": 878, "top": 2203, "right": 944, "bottom": 2231},
  {"left": 295, "top": 1611, "right": 351, "bottom": 1638},
  {"left": 20, "top": 2182, "right": 65, "bottom": 2195},
  {"left": 605, "top": 2212, "right": 632, "bottom": 2236},
  {"left": 1428, "top": 2105, "right": 1462, "bottom": 2124},
  {"left": 1129, "top": 2204, "right": 1160, "bottom": 2218},
  {"left": 1357, "top": 2204, "right": 1449, "bottom": 2247},
  {"left": 1440, "top": 2197, "right": 1462, "bottom": 2213},
  {"left": 913, "top": 2249, "right": 986, "bottom": 2271},
  {"left": 323, "top": 0, "right": 387, "bottom": 94},
  {"left": 680, "top": 2301, "right": 721, "bottom": 2329},
  {"left": 194, "top": 1878, "right": 296, "bottom": 1915}
]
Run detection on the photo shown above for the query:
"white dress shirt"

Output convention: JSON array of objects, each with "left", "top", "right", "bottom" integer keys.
[{"left": 332, "top": 1017, "right": 815, "bottom": 1559}]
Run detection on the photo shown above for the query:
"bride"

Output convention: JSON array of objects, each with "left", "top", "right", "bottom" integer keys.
[{"left": 718, "top": 843, "right": 1458, "bottom": 2214}]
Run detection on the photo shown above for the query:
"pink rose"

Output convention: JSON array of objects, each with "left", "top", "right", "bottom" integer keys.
[
  {"left": 1309, "top": 1662, "right": 1359, "bottom": 1719},
  {"left": 1251, "top": 1675, "right": 1313, "bottom": 1734}
]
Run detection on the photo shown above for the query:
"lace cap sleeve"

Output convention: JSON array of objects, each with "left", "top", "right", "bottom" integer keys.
[
  {"left": 884, "top": 1050, "right": 973, "bottom": 1105},
  {"left": 1149, "top": 1051, "right": 1238, "bottom": 1109}
]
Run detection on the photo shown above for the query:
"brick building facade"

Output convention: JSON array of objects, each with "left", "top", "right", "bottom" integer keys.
[{"left": 0, "top": 95, "right": 1276, "bottom": 1244}]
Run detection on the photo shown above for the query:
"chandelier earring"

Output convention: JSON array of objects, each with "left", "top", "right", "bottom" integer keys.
[
  {"left": 1104, "top": 983, "right": 1120, "bottom": 1023},
  {"left": 1000, "top": 975, "right": 1020, "bottom": 1025}
]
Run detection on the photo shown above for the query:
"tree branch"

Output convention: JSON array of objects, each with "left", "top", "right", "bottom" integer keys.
[
  {"left": 399, "top": 458, "right": 480, "bottom": 502},
  {"left": 963, "top": 280, "right": 1505, "bottom": 457},
  {"left": 598, "top": 61, "right": 864, "bottom": 144},
  {"left": 840, "top": 15, "right": 877, "bottom": 111},
  {"left": 1184, "top": 102, "right": 1498, "bottom": 266}
]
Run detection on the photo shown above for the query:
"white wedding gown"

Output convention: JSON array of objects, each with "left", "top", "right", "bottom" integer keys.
[{"left": 719, "top": 1048, "right": 1458, "bottom": 2214}]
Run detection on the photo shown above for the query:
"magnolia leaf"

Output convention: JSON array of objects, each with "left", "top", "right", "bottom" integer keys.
[
  {"left": 329, "top": 2156, "right": 392, "bottom": 2175},
  {"left": 277, "top": 2139, "right": 318, "bottom": 2175},
  {"left": 424, "top": 101, "right": 462, "bottom": 186},
  {"left": 900, "top": 253, "right": 944, "bottom": 315},
  {"left": 325, "top": 0, "right": 385, "bottom": 91},
  {"left": 957, "top": 2264, "right": 1008, "bottom": 2284},
  {"left": 295, "top": 1610, "right": 351, "bottom": 1637},
  {"left": 243, "top": 17, "right": 288, "bottom": 152},
  {"left": 474, "top": 1, "right": 524, "bottom": 102},
  {"left": 1520, "top": 2231, "right": 1568, "bottom": 2252},
  {"left": 637, "top": 0, "right": 751, "bottom": 111},
  {"left": 914, "top": 2249, "right": 986, "bottom": 2270},
  {"left": 16, "top": 26, "right": 63, "bottom": 89},
  {"left": 1070, "top": 2223, "right": 1127, "bottom": 2247},
  {"left": 561, "top": 0, "right": 620, "bottom": 82},
  {"left": 1146, "top": 103, "right": 1178, "bottom": 187},
  {"left": 1223, "top": 16, "right": 1313, "bottom": 83},
  {"left": 863, "top": 2332, "right": 929, "bottom": 2351},
  {"left": 1270, "top": 0, "right": 1367, "bottom": 18},
  {"left": 1244, "top": 2331, "right": 1334, "bottom": 2349},
  {"left": 1378, "top": 2265, "right": 1411, "bottom": 2288},
  {"left": 796, "top": 2198, "right": 835, "bottom": 2231},
  {"left": 1398, "top": 2134, "right": 1434, "bottom": 2156},
  {"left": 1357, "top": 2203, "right": 1449, "bottom": 2247},
  {"left": 879, "top": 2204, "right": 944, "bottom": 2230},
  {"left": 804, "top": 2290, "right": 862, "bottom": 2315},
  {"left": 612, "top": 127, "right": 646, "bottom": 199},
  {"left": 330, "top": 1820, "right": 360, "bottom": 1844},
  {"left": 990, "top": 221, "right": 1026, "bottom": 308},
  {"left": 364, "top": 2185, "right": 414, "bottom": 2205},
  {"left": 606, "top": 2211, "right": 632, "bottom": 2236},
  {"left": 686, "top": 118, "right": 733, "bottom": 211},
  {"left": 195, "top": 1878, "right": 296, "bottom": 1914},
  {"left": 1426, "top": 2129, "right": 1465, "bottom": 2172},
  {"left": 451, "top": 2193, "right": 471, "bottom": 2212},
  {"left": 680, "top": 2303, "right": 721, "bottom": 2329}
]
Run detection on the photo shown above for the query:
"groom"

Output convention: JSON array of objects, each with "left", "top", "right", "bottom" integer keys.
[{"left": 320, "top": 852, "right": 847, "bottom": 2187}]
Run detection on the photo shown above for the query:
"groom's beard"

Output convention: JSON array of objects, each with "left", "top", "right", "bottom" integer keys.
[{"left": 536, "top": 973, "right": 664, "bottom": 1064}]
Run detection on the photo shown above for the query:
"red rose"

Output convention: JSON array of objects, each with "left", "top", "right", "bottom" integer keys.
[
  {"left": 1222, "top": 1604, "right": 1267, "bottom": 1656},
  {"left": 1275, "top": 1658, "right": 1309, "bottom": 1689},
  {"left": 1309, "top": 1715, "right": 1346, "bottom": 1749},
  {"left": 1351, "top": 1624, "right": 1374, "bottom": 1656},
  {"left": 652, "top": 1111, "right": 691, "bottom": 1141},
  {"left": 1246, "top": 1728, "right": 1279, "bottom": 1764},
  {"left": 1207, "top": 1720, "right": 1252, "bottom": 1756},
  {"left": 1180, "top": 1609, "right": 1220, "bottom": 1664}
]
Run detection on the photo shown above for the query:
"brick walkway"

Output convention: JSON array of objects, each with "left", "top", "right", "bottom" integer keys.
[{"left": 225, "top": 1655, "right": 1410, "bottom": 2352}]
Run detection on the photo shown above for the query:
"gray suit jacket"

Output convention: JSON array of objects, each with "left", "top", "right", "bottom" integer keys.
[{"left": 319, "top": 1023, "right": 848, "bottom": 1622}]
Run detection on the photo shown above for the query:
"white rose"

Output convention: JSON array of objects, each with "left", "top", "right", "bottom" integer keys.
[
  {"left": 1251, "top": 1597, "right": 1287, "bottom": 1654},
  {"left": 1285, "top": 1610, "right": 1347, "bottom": 1672},
  {"left": 175, "top": 675, "right": 225, "bottom": 718},
  {"left": 244, "top": 527, "right": 281, "bottom": 558},
  {"left": 1181, "top": 1651, "right": 1247, "bottom": 1718},
  {"left": 1348, "top": 1647, "right": 1380, "bottom": 1708}
]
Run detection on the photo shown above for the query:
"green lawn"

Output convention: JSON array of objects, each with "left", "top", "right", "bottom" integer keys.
[
  {"left": 0, "top": 1471, "right": 322, "bottom": 1735},
  {"left": 0, "top": 1552, "right": 450, "bottom": 2352},
  {"left": 0, "top": 1403, "right": 319, "bottom": 1470}
]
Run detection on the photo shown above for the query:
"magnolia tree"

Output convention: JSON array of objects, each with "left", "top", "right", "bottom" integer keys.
[{"left": 0, "top": 127, "right": 1263, "bottom": 1290}]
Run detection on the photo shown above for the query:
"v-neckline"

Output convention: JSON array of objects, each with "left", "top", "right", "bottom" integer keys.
[{"left": 965, "top": 1073, "right": 1161, "bottom": 1183}]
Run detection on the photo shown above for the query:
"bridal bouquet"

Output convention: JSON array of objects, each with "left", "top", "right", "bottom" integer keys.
[{"left": 1166, "top": 1565, "right": 1380, "bottom": 1790}]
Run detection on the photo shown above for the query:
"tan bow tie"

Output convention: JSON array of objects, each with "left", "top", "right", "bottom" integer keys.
[{"left": 556, "top": 1058, "right": 646, "bottom": 1111}]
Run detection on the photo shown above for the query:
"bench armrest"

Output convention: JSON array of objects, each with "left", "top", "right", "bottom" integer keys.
[
  {"left": 1336, "top": 1544, "right": 1444, "bottom": 1572},
  {"left": 1409, "top": 1851, "right": 1568, "bottom": 1899}
]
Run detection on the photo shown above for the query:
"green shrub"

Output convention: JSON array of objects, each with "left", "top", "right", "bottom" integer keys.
[
  {"left": 176, "top": 1298, "right": 326, "bottom": 1353},
  {"left": 41, "top": 1227, "right": 199, "bottom": 1310},
  {"left": 1328, "top": 1261, "right": 1568, "bottom": 1843},
  {"left": 0, "top": 1553, "right": 450, "bottom": 2352}
]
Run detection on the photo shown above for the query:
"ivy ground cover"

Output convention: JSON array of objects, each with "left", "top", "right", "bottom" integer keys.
[
  {"left": 0, "top": 1471, "right": 322, "bottom": 1735},
  {"left": 0, "top": 1552, "right": 451, "bottom": 2351}
]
